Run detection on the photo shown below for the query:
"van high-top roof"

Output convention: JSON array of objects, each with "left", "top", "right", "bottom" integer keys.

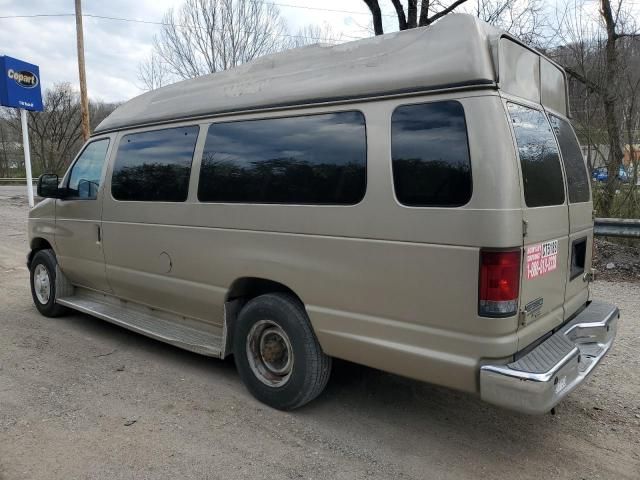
[{"left": 95, "top": 14, "right": 566, "bottom": 134}]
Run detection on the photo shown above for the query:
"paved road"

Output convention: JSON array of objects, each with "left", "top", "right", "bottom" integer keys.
[{"left": 1, "top": 190, "right": 638, "bottom": 480}]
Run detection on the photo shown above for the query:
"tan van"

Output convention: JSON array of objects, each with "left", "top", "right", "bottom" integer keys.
[{"left": 28, "top": 14, "right": 618, "bottom": 413}]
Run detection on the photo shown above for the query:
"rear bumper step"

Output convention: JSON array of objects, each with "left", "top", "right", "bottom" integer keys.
[{"left": 480, "top": 300, "right": 619, "bottom": 414}]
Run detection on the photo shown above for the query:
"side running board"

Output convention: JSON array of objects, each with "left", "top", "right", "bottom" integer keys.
[{"left": 57, "top": 288, "right": 224, "bottom": 357}]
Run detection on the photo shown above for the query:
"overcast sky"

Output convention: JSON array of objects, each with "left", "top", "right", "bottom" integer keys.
[{"left": 0, "top": 0, "right": 384, "bottom": 103}]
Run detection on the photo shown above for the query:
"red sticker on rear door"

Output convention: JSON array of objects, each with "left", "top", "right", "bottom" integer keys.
[{"left": 526, "top": 240, "right": 558, "bottom": 279}]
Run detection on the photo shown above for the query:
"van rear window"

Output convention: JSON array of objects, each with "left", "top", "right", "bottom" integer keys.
[
  {"left": 111, "top": 126, "right": 199, "bottom": 202},
  {"left": 391, "top": 101, "right": 472, "bottom": 207},
  {"left": 197, "top": 112, "right": 366, "bottom": 204},
  {"left": 550, "top": 115, "right": 591, "bottom": 203},
  {"left": 507, "top": 103, "right": 565, "bottom": 207}
]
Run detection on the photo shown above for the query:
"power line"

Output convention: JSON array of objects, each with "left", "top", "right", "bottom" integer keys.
[
  {"left": 252, "top": 0, "right": 397, "bottom": 18},
  {"left": 0, "top": 13, "right": 72, "bottom": 19},
  {"left": 0, "top": 0, "right": 394, "bottom": 23},
  {"left": 0, "top": 12, "right": 358, "bottom": 43}
]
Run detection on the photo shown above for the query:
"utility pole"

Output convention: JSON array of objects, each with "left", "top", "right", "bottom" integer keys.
[{"left": 75, "top": 0, "right": 90, "bottom": 141}]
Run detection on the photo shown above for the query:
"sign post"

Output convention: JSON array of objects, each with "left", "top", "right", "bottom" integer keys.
[
  {"left": 0, "top": 56, "right": 43, "bottom": 208},
  {"left": 20, "top": 109, "right": 35, "bottom": 207}
]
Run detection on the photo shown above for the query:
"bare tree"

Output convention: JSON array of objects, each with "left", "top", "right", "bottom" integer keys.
[
  {"left": 598, "top": 0, "right": 633, "bottom": 215},
  {"left": 549, "top": 1, "right": 608, "bottom": 173},
  {"left": 0, "top": 114, "right": 13, "bottom": 178},
  {"left": 147, "top": 0, "right": 288, "bottom": 83},
  {"left": 290, "top": 23, "right": 341, "bottom": 48},
  {"left": 139, "top": 0, "right": 341, "bottom": 91},
  {"left": 474, "top": 0, "right": 546, "bottom": 46},
  {"left": 22, "top": 83, "right": 83, "bottom": 175},
  {"left": 550, "top": 0, "right": 638, "bottom": 216},
  {"left": 362, "top": 0, "right": 470, "bottom": 35},
  {"left": 0, "top": 108, "right": 26, "bottom": 177},
  {"left": 618, "top": 23, "right": 640, "bottom": 216},
  {"left": 138, "top": 52, "right": 172, "bottom": 91},
  {"left": 3, "top": 84, "right": 118, "bottom": 176},
  {"left": 361, "top": 0, "right": 545, "bottom": 43},
  {"left": 89, "top": 99, "right": 121, "bottom": 132}
]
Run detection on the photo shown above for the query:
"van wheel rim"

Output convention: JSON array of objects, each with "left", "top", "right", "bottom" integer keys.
[
  {"left": 246, "top": 320, "right": 293, "bottom": 387},
  {"left": 33, "top": 264, "right": 51, "bottom": 304}
]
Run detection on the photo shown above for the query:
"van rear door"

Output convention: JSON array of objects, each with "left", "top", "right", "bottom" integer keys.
[
  {"left": 506, "top": 102, "right": 570, "bottom": 335},
  {"left": 548, "top": 115, "right": 593, "bottom": 319}
]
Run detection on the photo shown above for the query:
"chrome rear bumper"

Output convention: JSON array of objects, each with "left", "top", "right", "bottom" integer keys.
[{"left": 480, "top": 300, "right": 619, "bottom": 414}]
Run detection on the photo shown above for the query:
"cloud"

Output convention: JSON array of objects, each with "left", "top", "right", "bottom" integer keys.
[
  {"left": 0, "top": 0, "right": 370, "bottom": 103},
  {"left": 0, "top": 0, "right": 174, "bottom": 102}
]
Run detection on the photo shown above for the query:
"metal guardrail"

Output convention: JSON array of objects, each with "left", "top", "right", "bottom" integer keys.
[
  {"left": 594, "top": 218, "right": 640, "bottom": 238},
  {"left": 0, "top": 178, "right": 37, "bottom": 185}
]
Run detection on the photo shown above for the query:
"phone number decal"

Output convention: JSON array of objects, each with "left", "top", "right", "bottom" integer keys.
[{"left": 526, "top": 240, "right": 558, "bottom": 280}]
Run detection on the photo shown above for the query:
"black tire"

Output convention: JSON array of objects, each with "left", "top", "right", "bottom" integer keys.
[
  {"left": 29, "top": 249, "right": 68, "bottom": 317},
  {"left": 233, "top": 293, "right": 331, "bottom": 410}
]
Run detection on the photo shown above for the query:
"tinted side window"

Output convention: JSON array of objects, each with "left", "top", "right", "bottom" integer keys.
[
  {"left": 550, "top": 115, "right": 590, "bottom": 203},
  {"left": 508, "top": 103, "right": 565, "bottom": 207},
  {"left": 67, "top": 139, "right": 110, "bottom": 199},
  {"left": 198, "top": 112, "right": 366, "bottom": 204},
  {"left": 391, "top": 101, "right": 472, "bottom": 207},
  {"left": 111, "top": 126, "right": 199, "bottom": 202}
]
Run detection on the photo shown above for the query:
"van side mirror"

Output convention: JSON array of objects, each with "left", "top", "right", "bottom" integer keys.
[{"left": 37, "top": 174, "right": 60, "bottom": 198}]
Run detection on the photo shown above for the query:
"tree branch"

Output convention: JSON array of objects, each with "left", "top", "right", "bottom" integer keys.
[
  {"left": 563, "top": 65, "right": 603, "bottom": 94},
  {"left": 406, "top": 0, "right": 418, "bottom": 28},
  {"left": 390, "top": 0, "right": 408, "bottom": 30},
  {"left": 419, "top": 0, "right": 430, "bottom": 25},
  {"left": 422, "top": 0, "right": 470, "bottom": 26},
  {"left": 362, "top": 0, "right": 384, "bottom": 35}
]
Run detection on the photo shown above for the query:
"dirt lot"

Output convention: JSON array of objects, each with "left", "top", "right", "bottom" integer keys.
[
  {"left": 593, "top": 238, "right": 640, "bottom": 283},
  {"left": 1, "top": 185, "right": 639, "bottom": 480}
]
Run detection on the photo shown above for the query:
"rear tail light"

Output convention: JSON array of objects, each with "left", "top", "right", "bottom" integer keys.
[{"left": 479, "top": 249, "right": 521, "bottom": 317}]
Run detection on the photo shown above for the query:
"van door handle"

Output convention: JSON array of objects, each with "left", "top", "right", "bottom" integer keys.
[{"left": 96, "top": 224, "right": 102, "bottom": 244}]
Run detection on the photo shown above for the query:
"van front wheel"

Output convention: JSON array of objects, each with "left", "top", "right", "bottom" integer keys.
[
  {"left": 29, "top": 249, "right": 68, "bottom": 318},
  {"left": 233, "top": 293, "right": 331, "bottom": 410}
]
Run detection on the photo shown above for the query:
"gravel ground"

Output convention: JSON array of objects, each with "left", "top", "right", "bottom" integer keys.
[
  {"left": 0, "top": 185, "right": 639, "bottom": 480},
  {"left": 593, "top": 238, "right": 640, "bottom": 283}
]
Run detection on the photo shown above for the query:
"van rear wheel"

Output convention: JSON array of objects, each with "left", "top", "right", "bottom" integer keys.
[
  {"left": 29, "top": 249, "right": 68, "bottom": 317},
  {"left": 233, "top": 293, "right": 331, "bottom": 410}
]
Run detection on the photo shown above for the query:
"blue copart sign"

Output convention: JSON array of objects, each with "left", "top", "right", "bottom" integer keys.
[{"left": 0, "top": 56, "right": 43, "bottom": 111}]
